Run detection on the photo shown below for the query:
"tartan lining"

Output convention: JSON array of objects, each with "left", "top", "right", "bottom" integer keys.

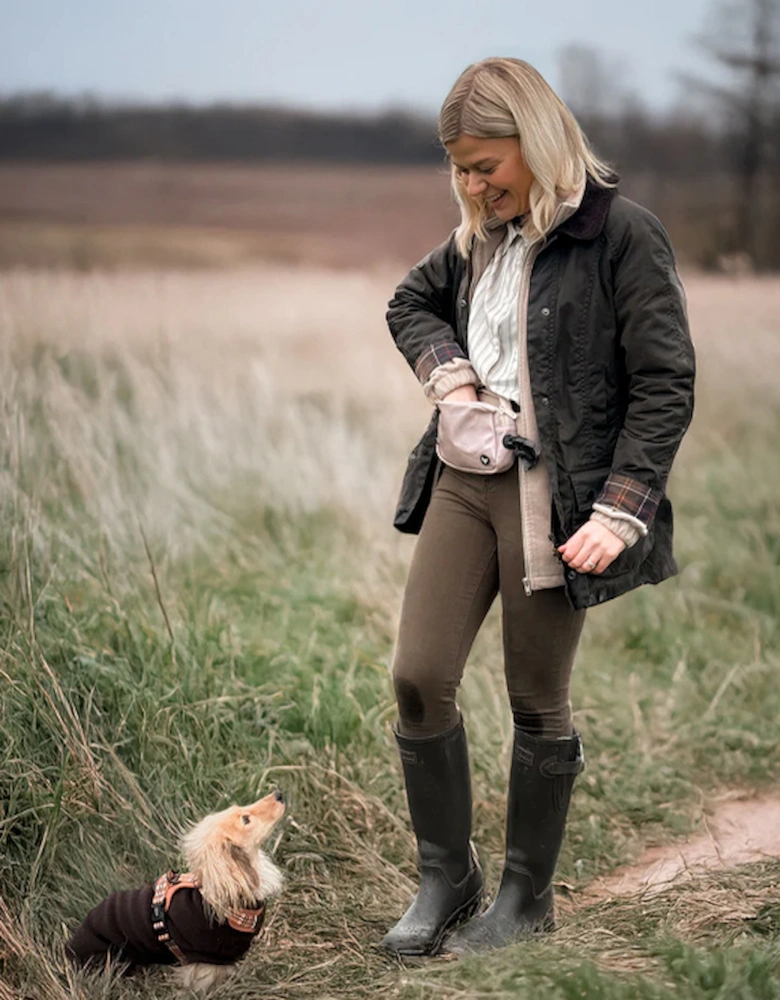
[
  {"left": 414, "top": 342, "right": 468, "bottom": 384},
  {"left": 593, "top": 474, "right": 662, "bottom": 529}
]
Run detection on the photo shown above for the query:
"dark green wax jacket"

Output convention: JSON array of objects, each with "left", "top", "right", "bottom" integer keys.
[{"left": 387, "top": 181, "right": 695, "bottom": 610}]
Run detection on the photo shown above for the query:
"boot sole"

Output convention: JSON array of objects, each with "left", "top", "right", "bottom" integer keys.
[{"left": 383, "top": 886, "right": 484, "bottom": 958}]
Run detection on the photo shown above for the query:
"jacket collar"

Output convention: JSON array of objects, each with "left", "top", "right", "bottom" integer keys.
[
  {"left": 468, "top": 176, "right": 618, "bottom": 297},
  {"left": 478, "top": 175, "right": 617, "bottom": 246},
  {"left": 555, "top": 177, "right": 618, "bottom": 241}
]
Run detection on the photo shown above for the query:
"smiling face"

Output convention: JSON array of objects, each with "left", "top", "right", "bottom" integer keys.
[{"left": 446, "top": 134, "right": 534, "bottom": 222}]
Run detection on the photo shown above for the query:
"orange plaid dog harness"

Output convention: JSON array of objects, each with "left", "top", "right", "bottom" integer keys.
[{"left": 151, "top": 871, "right": 265, "bottom": 962}]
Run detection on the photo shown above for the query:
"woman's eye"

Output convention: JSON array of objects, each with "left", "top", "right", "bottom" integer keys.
[
  {"left": 240, "top": 814, "right": 251, "bottom": 825},
  {"left": 454, "top": 165, "right": 495, "bottom": 178}
]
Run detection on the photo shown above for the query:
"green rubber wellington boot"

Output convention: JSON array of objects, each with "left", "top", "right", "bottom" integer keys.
[
  {"left": 380, "top": 718, "right": 483, "bottom": 957},
  {"left": 445, "top": 727, "right": 583, "bottom": 954}
]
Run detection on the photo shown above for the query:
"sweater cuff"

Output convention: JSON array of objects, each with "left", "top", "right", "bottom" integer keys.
[
  {"left": 593, "top": 474, "right": 662, "bottom": 532},
  {"left": 423, "top": 359, "right": 480, "bottom": 403},
  {"left": 590, "top": 509, "right": 641, "bottom": 548}
]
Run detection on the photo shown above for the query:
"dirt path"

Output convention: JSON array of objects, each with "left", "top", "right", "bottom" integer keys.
[{"left": 580, "top": 794, "right": 780, "bottom": 903}]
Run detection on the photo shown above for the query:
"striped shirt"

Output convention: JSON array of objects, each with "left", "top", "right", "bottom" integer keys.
[
  {"left": 467, "top": 220, "right": 528, "bottom": 405},
  {"left": 463, "top": 188, "right": 643, "bottom": 547}
]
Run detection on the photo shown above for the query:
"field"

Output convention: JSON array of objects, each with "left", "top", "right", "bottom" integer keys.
[
  {"left": 0, "top": 162, "right": 723, "bottom": 272},
  {"left": 0, "top": 163, "right": 459, "bottom": 270},
  {"left": 1, "top": 165, "right": 780, "bottom": 999}
]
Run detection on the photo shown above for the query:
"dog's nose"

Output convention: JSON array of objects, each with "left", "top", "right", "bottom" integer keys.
[{"left": 273, "top": 789, "right": 284, "bottom": 803}]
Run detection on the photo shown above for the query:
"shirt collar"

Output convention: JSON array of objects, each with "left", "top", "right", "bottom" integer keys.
[
  {"left": 503, "top": 177, "right": 587, "bottom": 249},
  {"left": 501, "top": 217, "right": 527, "bottom": 252}
]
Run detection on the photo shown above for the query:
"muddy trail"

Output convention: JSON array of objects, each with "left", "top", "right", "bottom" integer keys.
[{"left": 579, "top": 793, "right": 780, "bottom": 904}]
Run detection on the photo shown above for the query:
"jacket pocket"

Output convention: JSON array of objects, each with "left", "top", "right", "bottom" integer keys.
[{"left": 569, "top": 467, "right": 611, "bottom": 521}]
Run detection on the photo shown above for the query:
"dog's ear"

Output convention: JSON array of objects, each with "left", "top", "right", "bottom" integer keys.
[
  {"left": 228, "top": 842, "right": 260, "bottom": 895},
  {"left": 188, "top": 835, "right": 262, "bottom": 918}
]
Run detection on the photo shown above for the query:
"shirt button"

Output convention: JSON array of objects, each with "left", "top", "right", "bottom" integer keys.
[{"left": 541, "top": 307, "right": 551, "bottom": 317}]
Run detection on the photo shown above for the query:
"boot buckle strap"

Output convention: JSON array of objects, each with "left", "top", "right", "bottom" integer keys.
[{"left": 540, "top": 757, "right": 584, "bottom": 778}]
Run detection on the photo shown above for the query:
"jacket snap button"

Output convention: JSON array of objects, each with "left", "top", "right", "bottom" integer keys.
[
  {"left": 541, "top": 307, "right": 551, "bottom": 317},
  {"left": 541, "top": 395, "right": 550, "bottom": 406},
  {"left": 459, "top": 298, "right": 468, "bottom": 308},
  {"left": 480, "top": 455, "right": 490, "bottom": 466},
  {"left": 567, "top": 569, "right": 577, "bottom": 580}
]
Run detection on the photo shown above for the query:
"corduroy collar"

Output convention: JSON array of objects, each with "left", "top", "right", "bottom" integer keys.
[
  {"left": 555, "top": 177, "right": 618, "bottom": 241},
  {"left": 482, "top": 175, "right": 618, "bottom": 244},
  {"left": 470, "top": 176, "right": 618, "bottom": 287}
]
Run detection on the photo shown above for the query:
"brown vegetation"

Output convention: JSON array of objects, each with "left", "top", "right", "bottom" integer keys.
[
  {"left": 0, "top": 163, "right": 458, "bottom": 270},
  {"left": 0, "top": 162, "right": 747, "bottom": 272}
]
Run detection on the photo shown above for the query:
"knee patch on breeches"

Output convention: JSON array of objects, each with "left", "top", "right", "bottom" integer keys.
[{"left": 394, "top": 677, "right": 427, "bottom": 726}]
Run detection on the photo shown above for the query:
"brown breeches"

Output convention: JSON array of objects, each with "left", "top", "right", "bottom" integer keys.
[{"left": 392, "top": 465, "right": 586, "bottom": 739}]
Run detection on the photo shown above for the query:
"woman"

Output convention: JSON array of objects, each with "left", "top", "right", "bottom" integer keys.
[{"left": 381, "top": 58, "right": 695, "bottom": 956}]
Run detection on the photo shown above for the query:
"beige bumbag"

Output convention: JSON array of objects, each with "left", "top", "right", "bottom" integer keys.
[{"left": 435, "top": 395, "right": 519, "bottom": 475}]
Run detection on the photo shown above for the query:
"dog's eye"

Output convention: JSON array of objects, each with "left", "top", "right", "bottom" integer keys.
[{"left": 240, "top": 814, "right": 251, "bottom": 825}]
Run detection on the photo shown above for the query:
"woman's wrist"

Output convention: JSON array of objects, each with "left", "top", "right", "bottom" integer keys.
[
  {"left": 589, "top": 510, "right": 640, "bottom": 548},
  {"left": 423, "top": 358, "right": 480, "bottom": 403},
  {"left": 441, "top": 385, "right": 479, "bottom": 403}
]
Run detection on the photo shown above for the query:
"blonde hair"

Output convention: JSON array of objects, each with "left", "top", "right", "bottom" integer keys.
[{"left": 438, "top": 58, "right": 615, "bottom": 256}]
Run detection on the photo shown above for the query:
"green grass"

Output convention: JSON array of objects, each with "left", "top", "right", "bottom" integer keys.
[{"left": 1, "top": 315, "right": 779, "bottom": 998}]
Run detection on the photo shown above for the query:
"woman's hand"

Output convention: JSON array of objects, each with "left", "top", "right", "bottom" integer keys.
[
  {"left": 441, "top": 385, "right": 479, "bottom": 404},
  {"left": 558, "top": 521, "right": 626, "bottom": 575}
]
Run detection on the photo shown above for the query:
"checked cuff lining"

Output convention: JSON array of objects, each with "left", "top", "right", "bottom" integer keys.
[
  {"left": 592, "top": 473, "right": 663, "bottom": 533},
  {"left": 414, "top": 341, "right": 469, "bottom": 384}
]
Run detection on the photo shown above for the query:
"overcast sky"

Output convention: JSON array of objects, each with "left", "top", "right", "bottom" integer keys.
[{"left": 1, "top": 0, "right": 715, "bottom": 114}]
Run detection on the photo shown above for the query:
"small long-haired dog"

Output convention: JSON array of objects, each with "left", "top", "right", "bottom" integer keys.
[{"left": 67, "top": 790, "right": 285, "bottom": 993}]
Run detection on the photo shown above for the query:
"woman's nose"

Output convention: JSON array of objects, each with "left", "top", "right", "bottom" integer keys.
[{"left": 466, "top": 174, "right": 486, "bottom": 197}]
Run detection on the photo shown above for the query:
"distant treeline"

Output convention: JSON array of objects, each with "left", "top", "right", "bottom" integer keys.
[
  {"left": 1, "top": 93, "right": 778, "bottom": 267},
  {"left": 0, "top": 94, "right": 443, "bottom": 164},
  {"left": 0, "top": 92, "right": 731, "bottom": 174},
  {"left": 0, "top": 92, "right": 755, "bottom": 179}
]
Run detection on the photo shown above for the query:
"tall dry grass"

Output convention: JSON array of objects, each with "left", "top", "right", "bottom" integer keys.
[{"left": 1, "top": 266, "right": 779, "bottom": 998}]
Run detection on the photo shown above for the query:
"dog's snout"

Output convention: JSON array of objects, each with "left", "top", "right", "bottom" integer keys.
[{"left": 273, "top": 789, "right": 284, "bottom": 804}]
